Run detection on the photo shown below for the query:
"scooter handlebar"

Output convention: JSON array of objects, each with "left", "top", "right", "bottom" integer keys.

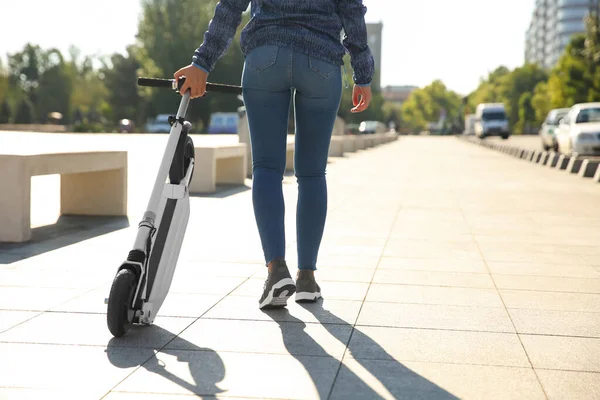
[{"left": 137, "top": 77, "right": 242, "bottom": 95}]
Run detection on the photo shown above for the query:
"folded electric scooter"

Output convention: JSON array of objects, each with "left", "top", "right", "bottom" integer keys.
[{"left": 106, "top": 77, "right": 242, "bottom": 337}]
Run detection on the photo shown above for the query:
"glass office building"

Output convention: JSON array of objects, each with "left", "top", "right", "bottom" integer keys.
[{"left": 525, "top": 0, "right": 599, "bottom": 68}]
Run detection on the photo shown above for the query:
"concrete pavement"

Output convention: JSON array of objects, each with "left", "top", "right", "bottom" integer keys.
[{"left": 1, "top": 135, "right": 600, "bottom": 399}]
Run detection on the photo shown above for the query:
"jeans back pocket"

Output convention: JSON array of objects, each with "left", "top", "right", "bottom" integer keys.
[
  {"left": 309, "top": 56, "right": 339, "bottom": 80},
  {"left": 246, "top": 45, "right": 279, "bottom": 73}
]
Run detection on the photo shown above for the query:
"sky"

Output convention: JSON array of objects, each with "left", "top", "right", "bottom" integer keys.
[{"left": 0, "top": 0, "right": 535, "bottom": 95}]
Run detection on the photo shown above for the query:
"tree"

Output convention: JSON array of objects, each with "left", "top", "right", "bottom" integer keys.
[
  {"left": 68, "top": 45, "right": 110, "bottom": 123},
  {"left": 136, "top": 0, "right": 247, "bottom": 129},
  {"left": 547, "top": 35, "right": 594, "bottom": 108},
  {"left": 467, "top": 66, "right": 511, "bottom": 113},
  {"left": 35, "top": 49, "right": 72, "bottom": 123},
  {"left": 0, "top": 98, "right": 10, "bottom": 123},
  {"left": 497, "top": 64, "right": 548, "bottom": 130},
  {"left": 0, "top": 58, "right": 8, "bottom": 106},
  {"left": 101, "top": 45, "right": 142, "bottom": 124},
  {"left": 517, "top": 92, "right": 535, "bottom": 134},
  {"left": 400, "top": 80, "right": 461, "bottom": 132},
  {"left": 14, "top": 98, "right": 34, "bottom": 123},
  {"left": 531, "top": 81, "right": 551, "bottom": 125}
]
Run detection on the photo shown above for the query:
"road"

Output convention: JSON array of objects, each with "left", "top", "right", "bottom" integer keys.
[{"left": 1, "top": 134, "right": 600, "bottom": 399}]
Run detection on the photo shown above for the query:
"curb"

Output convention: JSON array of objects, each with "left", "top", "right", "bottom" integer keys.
[{"left": 457, "top": 135, "right": 599, "bottom": 184}]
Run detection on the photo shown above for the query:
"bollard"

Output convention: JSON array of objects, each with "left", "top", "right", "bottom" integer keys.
[
  {"left": 566, "top": 156, "right": 583, "bottom": 174},
  {"left": 547, "top": 153, "right": 559, "bottom": 168},
  {"left": 578, "top": 159, "right": 600, "bottom": 178},
  {"left": 556, "top": 155, "right": 570, "bottom": 170},
  {"left": 519, "top": 149, "right": 527, "bottom": 159},
  {"left": 594, "top": 163, "right": 600, "bottom": 182}
]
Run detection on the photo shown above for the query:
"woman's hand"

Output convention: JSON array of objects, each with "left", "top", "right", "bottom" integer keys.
[
  {"left": 351, "top": 85, "right": 372, "bottom": 113},
  {"left": 173, "top": 64, "right": 208, "bottom": 99}
]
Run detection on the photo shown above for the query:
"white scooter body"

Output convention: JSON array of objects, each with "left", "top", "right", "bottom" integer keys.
[{"left": 110, "top": 89, "right": 193, "bottom": 326}]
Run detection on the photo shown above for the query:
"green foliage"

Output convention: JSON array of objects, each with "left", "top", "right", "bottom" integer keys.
[
  {"left": 400, "top": 80, "right": 461, "bottom": 132},
  {"left": 101, "top": 45, "right": 142, "bottom": 124},
  {"left": 517, "top": 92, "right": 535, "bottom": 133},
  {"left": 0, "top": 98, "right": 10, "bottom": 123},
  {"left": 14, "top": 98, "right": 34, "bottom": 123},
  {"left": 498, "top": 64, "right": 548, "bottom": 128},
  {"left": 531, "top": 81, "right": 551, "bottom": 124},
  {"left": 3, "top": 1, "right": 597, "bottom": 134}
]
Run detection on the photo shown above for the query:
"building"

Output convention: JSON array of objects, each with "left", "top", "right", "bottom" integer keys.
[
  {"left": 381, "top": 85, "right": 418, "bottom": 106},
  {"left": 525, "top": 0, "right": 599, "bottom": 69},
  {"left": 366, "top": 22, "right": 383, "bottom": 89}
]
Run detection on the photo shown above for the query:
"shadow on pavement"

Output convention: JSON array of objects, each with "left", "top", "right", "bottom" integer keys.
[
  {"left": 106, "top": 325, "right": 226, "bottom": 398},
  {"left": 267, "top": 301, "right": 458, "bottom": 400},
  {"left": 0, "top": 215, "right": 130, "bottom": 264}
]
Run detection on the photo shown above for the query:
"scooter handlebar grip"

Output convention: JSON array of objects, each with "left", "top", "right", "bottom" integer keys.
[
  {"left": 137, "top": 78, "right": 174, "bottom": 88},
  {"left": 137, "top": 77, "right": 242, "bottom": 95}
]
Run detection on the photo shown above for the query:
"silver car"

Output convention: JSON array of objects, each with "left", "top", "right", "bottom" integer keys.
[
  {"left": 556, "top": 103, "right": 600, "bottom": 156},
  {"left": 540, "top": 108, "right": 570, "bottom": 151}
]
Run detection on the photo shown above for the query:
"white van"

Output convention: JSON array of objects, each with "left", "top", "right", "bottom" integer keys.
[{"left": 475, "top": 103, "right": 510, "bottom": 139}]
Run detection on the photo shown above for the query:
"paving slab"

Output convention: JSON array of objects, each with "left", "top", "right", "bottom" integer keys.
[
  {"left": 536, "top": 369, "right": 600, "bottom": 400},
  {"left": 346, "top": 326, "right": 530, "bottom": 367},
  {"left": 112, "top": 351, "right": 340, "bottom": 399},
  {"left": 2, "top": 134, "right": 600, "bottom": 398},
  {"left": 520, "top": 334, "right": 600, "bottom": 371},
  {"left": 365, "top": 285, "right": 504, "bottom": 307},
  {"left": 330, "top": 359, "right": 545, "bottom": 400}
]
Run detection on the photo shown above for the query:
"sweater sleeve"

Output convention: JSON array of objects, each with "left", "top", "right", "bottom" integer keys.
[
  {"left": 192, "top": 0, "right": 250, "bottom": 73},
  {"left": 337, "top": 0, "right": 375, "bottom": 86}
]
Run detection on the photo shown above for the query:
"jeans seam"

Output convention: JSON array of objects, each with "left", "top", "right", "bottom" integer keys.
[{"left": 288, "top": 49, "right": 293, "bottom": 86}]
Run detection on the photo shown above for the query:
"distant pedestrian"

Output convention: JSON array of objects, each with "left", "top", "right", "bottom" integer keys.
[{"left": 174, "top": 0, "right": 374, "bottom": 308}]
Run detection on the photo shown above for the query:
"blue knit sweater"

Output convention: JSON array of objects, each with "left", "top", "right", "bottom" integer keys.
[{"left": 192, "top": 0, "right": 375, "bottom": 86}]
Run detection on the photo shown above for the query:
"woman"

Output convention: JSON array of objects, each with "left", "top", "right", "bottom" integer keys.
[{"left": 174, "top": 0, "right": 374, "bottom": 309}]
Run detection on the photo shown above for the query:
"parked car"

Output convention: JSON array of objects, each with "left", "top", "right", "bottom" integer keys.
[
  {"left": 474, "top": 103, "right": 510, "bottom": 139},
  {"left": 208, "top": 112, "right": 239, "bottom": 134},
  {"left": 145, "top": 114, "right": 171, "bottom": 133},
  {"left": 539, "top": 108, "right": 570, "bottom": 151},
  {"left": 359, "top": 121, "right": 386, "bottom": 134},
  {"left": 118, "top": 119, "right": 135, "bottom": 133},
  {"left": 345, "top": 123, "right": 360, "bottom": 135},
  {"left": 556, "top": 102, "right": 600, "bottom": 156}
]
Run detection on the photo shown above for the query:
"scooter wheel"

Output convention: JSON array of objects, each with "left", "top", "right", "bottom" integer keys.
[{"left": 106, "top": 269, "right": 137, "bottom": 337}]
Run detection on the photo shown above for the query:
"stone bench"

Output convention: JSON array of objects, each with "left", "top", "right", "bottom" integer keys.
[
  {"left": 343, "top": 136, "right": 357, "bottom": 153},
  {"left": 354, "top": 135, "right": 366, "bottom": 150},
  {"left": 329, "top": 136, "right": 345, "bottom": 157},
  {"left": 190, "top": 144, "right": 248, "bottom": 193},
  {"left": 0, "top": 151, "right": 127, "bottom": 242}
]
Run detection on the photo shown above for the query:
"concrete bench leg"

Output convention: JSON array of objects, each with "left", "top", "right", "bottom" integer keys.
[
  {"left": 191, "top": 149, "right": 217, "bottom": 193},
  {"left": 61, "top": 168, "right": 127, "bottom": 216},
  {"left": 216, "top": 156, "right": 247, "bottom": 186},
  {"left": 0, "top": 157, "right": 31, "bottom": 242}
]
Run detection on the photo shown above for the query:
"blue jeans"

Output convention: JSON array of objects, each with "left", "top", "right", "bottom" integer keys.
[{"left": 242, "top": 45, "right": 343, "bottom": 271}]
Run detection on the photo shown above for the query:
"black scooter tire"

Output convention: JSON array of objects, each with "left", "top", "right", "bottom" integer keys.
[
  {"left": 169, "top": 136, "right": 195, "bottom": 185},
  {"left": 107, "top": 269, "right": 137, "bottom": 337}
]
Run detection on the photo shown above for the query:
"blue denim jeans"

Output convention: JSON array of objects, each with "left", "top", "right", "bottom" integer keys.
[{"left": 242, "top": 45, "right": 343, "bottom": 270}]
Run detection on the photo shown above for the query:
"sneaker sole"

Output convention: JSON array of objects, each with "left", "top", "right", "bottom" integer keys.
[
  {"left": 259, "top": 278, "right": 296, "bottom": 309},
  {"left": 295, "top": 291, "right": 322, "bottom": 302}
]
